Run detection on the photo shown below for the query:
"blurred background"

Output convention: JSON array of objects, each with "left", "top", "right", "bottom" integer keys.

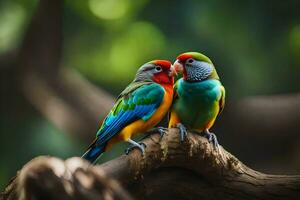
[{"left": 1, "top": 0, "right": 300, "bottom": 190}]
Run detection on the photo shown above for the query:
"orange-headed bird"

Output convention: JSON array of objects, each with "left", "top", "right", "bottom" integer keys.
[{"left": 82, "top": 60, "right": 175, "bottom": 163}]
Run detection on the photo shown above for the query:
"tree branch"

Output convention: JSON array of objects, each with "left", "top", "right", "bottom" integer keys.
[
  {"left": 22, "top": 68, "right": 114, "bottom": 140},
  {"left": 1, "top": 157, "right": 133, "bottom": 200},
  {"left": 219, "top": 94, "right": 300, "bottom": 138},
  {"left": 2, "top": 129, "right": 300, "bottom": 199}
]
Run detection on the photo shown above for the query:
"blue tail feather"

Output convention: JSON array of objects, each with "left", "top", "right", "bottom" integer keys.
[{"left": 82, "top": 139, "right": 105, "bottom": 164}]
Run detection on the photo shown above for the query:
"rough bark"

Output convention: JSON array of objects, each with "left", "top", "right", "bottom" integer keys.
[
  {"left": 1, "top": 129, "right": 300, "bottom": 200},
  {"left": 0, "top": 157, "right": 133, "bottom": 200}
]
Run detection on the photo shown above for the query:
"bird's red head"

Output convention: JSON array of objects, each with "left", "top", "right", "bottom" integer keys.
[
  {"left": 176, "top": 53, "right": 194, "bottom": 63},
  {"left": 173, "top": 52, "right": 213, "bottom": 80},
  {"left": 173, "top": 52, "right": 218, "bottom": 82},
  {"left": 173, "top": 53, "right": 193, "bottom": 73},
  {"left": 149, "top": 60, "right": 175, "bottom": 86}
]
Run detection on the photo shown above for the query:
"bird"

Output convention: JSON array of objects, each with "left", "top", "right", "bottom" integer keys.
[
  {"left": 82, "top": 60, "right": 175, "bottom": 163},
  {"left": 168, "top": 52, "right": 225, "bottom": 147}
]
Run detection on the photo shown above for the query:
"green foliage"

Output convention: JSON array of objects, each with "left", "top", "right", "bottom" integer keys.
[
  {"left": 2, "top": 0, "right": 300, "bottom": 94},
  {"left": 289, "top": 25, "right": 300, "bottom": 58},
  {"left": 64, "top": 20, "right": 166, "bottom": 90},
  {"left": 62, "top": 0, "right": 300, "bottom": 95},
  {"left": 0, "top": 1, "right": 28, "bottom": 53}
]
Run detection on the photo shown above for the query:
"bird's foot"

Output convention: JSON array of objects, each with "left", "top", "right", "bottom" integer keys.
[
  {"left": 204, "top": 129, "right": 219, "bottom": 148},
  {"left": 146, "top": 127, "right": 168, "bottom": 137},
  {"left": 175, "top": 123, "right": 188, "bottom": 142},
  {"left": 125, "top": 139, "right": 147, "bottom": 155},
  {"left": 156, "top": 127, "right": 168, "bottom": 138}
]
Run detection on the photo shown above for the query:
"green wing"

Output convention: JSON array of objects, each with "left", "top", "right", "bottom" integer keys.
[
  {"left": 95, "top": 82, "right": 165, "bottom": 143},
  {"left": 218, "top": 85, "right": 225, "bottom": 115}
]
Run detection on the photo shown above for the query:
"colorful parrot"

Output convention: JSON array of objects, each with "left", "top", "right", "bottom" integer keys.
[
  {"left": 82, "top": 60, "right": 175, "bottom": 163},
  {"left": 169, "top": 52, "right": 225, "bottom": 147}
]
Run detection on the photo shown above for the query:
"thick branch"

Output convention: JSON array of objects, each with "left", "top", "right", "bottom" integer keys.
[
  {"left": 2, "top": 129, "right": 300, "bottom": 199},
  {"left": 22, "top": 68, "right": 114, "bottom": 140},
  {"left": 100, "top": 128, "right": 300, "bottom": 199},
  {"left": 1, "top": 157, "right": 132, "bottom": 200}
]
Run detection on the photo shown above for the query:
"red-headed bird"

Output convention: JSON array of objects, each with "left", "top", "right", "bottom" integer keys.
[
  {"left": 169, "top": 52, "right": 225, "bottom": 147},
  {"left": 82, "top": 60, "right": 175, "bottom": 163}
]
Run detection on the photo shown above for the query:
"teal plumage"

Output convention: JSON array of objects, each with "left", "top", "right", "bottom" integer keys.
[
  {"left": 173, "top": 79, "right": 223, "bottom": 130},
  {"left": 169, "top": 52, "right": 225, "bottom": 146}
]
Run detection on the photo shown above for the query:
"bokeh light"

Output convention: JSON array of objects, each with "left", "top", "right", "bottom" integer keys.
[
  {"left": 89, "top": 0, "right": 129, "bottom": 20},
  {"left": 0, "top": 2, "right": 25, "bottom": 53}
]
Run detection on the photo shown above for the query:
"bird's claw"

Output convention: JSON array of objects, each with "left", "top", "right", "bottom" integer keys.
[
  {"left": 145, "top": 127, "right": 168, "bottom": 140},
  {"left": 176, "top": 123, "right": 188, "bottom": 142},
  {"left": 125, "top": 142, "right": 147, "bottom": 155},
  {"left": 156, "top": 127, "right": 168, "bottom": 138},
  {"left": 204, "top": 130, "right": 219, "bottom": 148}
]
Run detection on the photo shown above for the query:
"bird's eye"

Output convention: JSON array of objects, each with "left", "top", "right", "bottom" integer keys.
[
  {"left": 187, "top": 59, "right": 194, "bottom": 64},
  {"left": 155, "top": 66, "right": 162, "bottom": 71}
]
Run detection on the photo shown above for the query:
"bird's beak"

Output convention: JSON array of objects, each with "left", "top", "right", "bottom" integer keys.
[
  {"left": 169, "top": 64, "right": 177, "bottom": 76},
  {"left": 173, "top": 59, "right": 184, "bottom": 74}
]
